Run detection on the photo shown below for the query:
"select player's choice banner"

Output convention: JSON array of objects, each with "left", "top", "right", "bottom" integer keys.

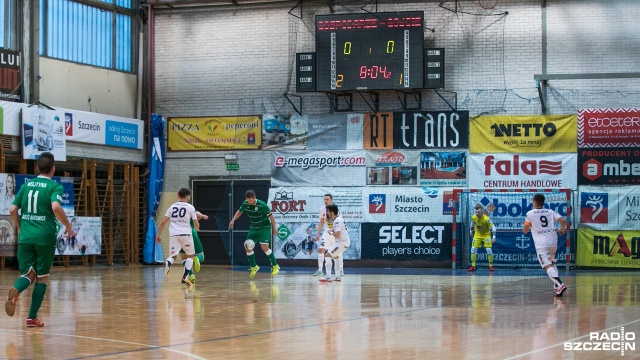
[
  {"left": 578, "top": 148, "right": 640, "bottom": 185},
  {"left": 468, "top": 153, "right": 577, "bottom": 189},
  {"left": 576, "top": 228, "right": 640, "bottom": 268},
  {"left": 268, "top": 187, "right": 364, "bottom": 223},
  {"left": 363, "top": 111, "right": 469, "bottom": 150},
  {"left": 273, "top": 222, "right": 361, "bottom": 260},
  {"left": 167, "top": 116, "right": 261, "bottom": 151},
  {"left": 271, "top": 150, "right": 366, "bottom": 187},
  {"left": 579, "top": 185, "right": 640, "bottom": 230},
  {"left": 470, "top": 115, "right": 577, "bottom": 153},
  {"left": 21, "top": 107, "right": 67, "bottom": 161},
  {"left": 361, "top": 222, "right": 452, "bottom": 260},
  {"left": 578, "top": 108, "right": 640, "bottom": 147}
]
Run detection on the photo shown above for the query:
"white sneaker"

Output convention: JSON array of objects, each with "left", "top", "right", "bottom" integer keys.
[
  {"left": 333, "top": 276, "right": 342, "bottom": 282},
  {"left": 313, "top": 270, "right": 323, "bottom": 276},
  {"left": 319, "top": 276, "right": 332, "bottom": 282},
  {"left": 340, "top": 270, "right": 344, "bottom": 276}
]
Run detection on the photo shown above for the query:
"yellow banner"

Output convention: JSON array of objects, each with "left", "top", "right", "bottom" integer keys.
[
  {"left": 576, "top": 228, "right": 640, "bottom": 269},
  {"left": 167, "top": 116, "right": 261, "bottom": 151},
  {"left": 470, "top": 115, "right": 577, "bottom": 153}
]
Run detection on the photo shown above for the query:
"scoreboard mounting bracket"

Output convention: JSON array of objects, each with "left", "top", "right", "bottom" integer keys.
[
  {"left": 395, "top": 90, "right": 422, "bottom": 111},
  {"left": 356, "top": 91, "right": 380, "bottom": 113},
  {"left": 284, "top": 93, "right": 302, "bottom": 115},
  {"left": 326, "top": 92, "right": 353, "bottom": 112}
]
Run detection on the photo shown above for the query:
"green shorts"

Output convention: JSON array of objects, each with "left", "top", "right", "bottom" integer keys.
[
  {"left": 246, "top": 226, "right": 272, "bottom": 247},
  {"left": 17, "top": 243, "right": 56, "bottom": 276}
]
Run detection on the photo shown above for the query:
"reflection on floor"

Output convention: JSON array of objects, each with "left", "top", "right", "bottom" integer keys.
[{"left": 1, "top": 266, "right": 639, "bottom": 359}]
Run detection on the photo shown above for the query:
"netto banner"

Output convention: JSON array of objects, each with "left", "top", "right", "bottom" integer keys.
[
  {"left": 361, "top": 223, "right": 452, "bottom": 260},
  {"left": 578, "top": 108, "right": 640, "bottom": 148},
  {"left": 578, "top": 148, "right": 640, "bottom": 185},
  {"left": 470, "top": 115, "right": 577, "bottom": 153}
]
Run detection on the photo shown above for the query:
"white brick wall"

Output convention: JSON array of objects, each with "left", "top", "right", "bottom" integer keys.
[{"left": 154, "top": 0, "right": 640, "bottom": 189}]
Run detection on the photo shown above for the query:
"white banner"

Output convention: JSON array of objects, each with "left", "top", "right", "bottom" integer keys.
[
  {"left": 274, "top": 222, "right": 361, "bottom": 260},
  {"left": 55, "top": 216, "right": 102, "bottom": 256},
  {"left": 271, "top": 150, "right": 367, "bottom": 187},
  {"left": 579, "top": 185, "right": 640, "bottom": 230},
  {"left": 0, "top": 99, "right": 26, "bottom": 135},
  {"left": 362, "top": 187, "right": 456, "bottom": 223},
  {"left": 268, "top": 187, "right": 363, "bottom": 223},
  {"left": 468, "top": 153, "right": 577, "bottom": 189},
  {"left": 21, "top": 107, "right": 67, "bottom": 161}
]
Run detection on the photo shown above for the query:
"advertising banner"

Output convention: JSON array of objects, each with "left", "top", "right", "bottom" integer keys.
[
  {"left": 21, "top": 107, "right": 67, "bottom": 161},
  {"left": 471, "top": 231, "right": 568, "bottom": 265},
  {"left": 363, "top": 111, "right": 469, "bottom": 150},
  {"left": 578, "top": 108, "right": 640, "bottom": 147},
  {"left": 578, "top": 147, "right": 640, "bottom": 185},
  {"left": 362, "top": 187, "right": 455, "bottom": 223},
  {"left": 576, "top": 228, "right": 640, "bottom": 268},
  {"left": 0, "top": 216, "right": 18, "bottom": 257},
  {"left": 579, "top": 185, "right": 640, "bottom": 230},
  {"left": 55, "top": 217, "right": 103, "bottom": 256},
  {"left": 61, "top": 108, "right": 144, "bottom": 149},
  {"left": 14, "top": 175, "right": 75, "bottom": 216},
  {"left": 167, "top": 116, "right": 261, "bottom": 151},
  {"left": 0, "top": 99, "right": 26, "bottom": 135},
  {"left": 464, "top": 191, "right": 569, "bottom": 231},
  {"left": 365, "top": 150, "right": 467, "bottom": 187},
  {"left": 470, "top": 115, "right": 577, "bottom": 153},
  {"left": 361, "top": 222, "right": 452, "bottom": 260},
  {"left": 268, "top": 187, "right": 363, "bottom": 223},
  {"left": 0, "top": 49, "right": 21, "bottom": 102},
  {"left": 273, "top": 222, "right": 361, "bottom": 260},
  {"left": 271, "top": 150, "right": 366, "bottom": 187},
  {"left": 262, "top": 114, "right": 306, "bottom": 150},
  {"left": 468, "top": 153, "right": 577, "bottom": 189},
  {"left": 308, "top": 113, "right": 363, "bottom": 150}
]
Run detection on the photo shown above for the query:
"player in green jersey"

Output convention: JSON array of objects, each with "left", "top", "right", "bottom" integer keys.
[
  {"left": 179, "top": 211, "right": 208, "bottom": 283},
  {"left": 6, "top": 152, "right": 73, "bottom": 327},
  {"left": 229, "top": 190, "right": 280, "bottom": 278}
]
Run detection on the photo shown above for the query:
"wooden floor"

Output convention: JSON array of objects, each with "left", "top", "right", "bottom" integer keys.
[{"left": 1, "top": 265, "right": 639, "bottom": 359}]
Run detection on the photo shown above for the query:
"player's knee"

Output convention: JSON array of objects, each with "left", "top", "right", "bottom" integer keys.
[
  {"left": 485, "top": 248, "right": 493, "bottom": 255},
  {"left": 471, "top": 247, "right": 478, "bottom": 254}
]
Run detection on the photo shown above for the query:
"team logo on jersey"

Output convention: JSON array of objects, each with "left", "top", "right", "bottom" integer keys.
[
  {"left": 270, "top": 191, "right": 307, "bottom": 215},
  {"left": 580, "top": 192, "right": 608, "bottom": 224},
  {"left": 369, "top": 194, "right": 386, "bottom": 213}
]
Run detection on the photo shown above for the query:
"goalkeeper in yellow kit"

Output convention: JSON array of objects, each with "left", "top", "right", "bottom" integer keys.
[{"left": 468, "top": 204, "right": 497, "bottom": 272}]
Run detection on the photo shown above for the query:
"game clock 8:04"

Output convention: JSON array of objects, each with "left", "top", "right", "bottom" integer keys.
[{"left": 315, "top": 11, "right": 424, "bottom": 91}]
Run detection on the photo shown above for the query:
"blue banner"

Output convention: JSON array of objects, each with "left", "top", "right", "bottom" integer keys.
[
  {"left": 143, "top": 114, "right": 165, "bottom": 264},
  {"left": 14, "top": 174, "right": 74, "bottom": 217}
]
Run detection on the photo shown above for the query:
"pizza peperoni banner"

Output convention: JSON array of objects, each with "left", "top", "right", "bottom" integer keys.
[
  {"left": 470, "top": 115, "right": 577, "bottom": 153},
  {"left": 579, "top": 185, "right": 640, "bottom": 230},
  {"left": 167, "top": 116, "right": 261, "bottom": 151},
  {"left": 576, "top": 229, "right": 640, "bottom": 268}
]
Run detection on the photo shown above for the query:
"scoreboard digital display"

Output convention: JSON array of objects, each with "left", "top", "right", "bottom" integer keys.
[{"left": 315, "top": 11, "right": 424, "bottom": 92}]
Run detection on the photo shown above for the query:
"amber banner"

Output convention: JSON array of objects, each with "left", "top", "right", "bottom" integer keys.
[{"left": 167, "top": 116, "right": 261, "bottom": 151}]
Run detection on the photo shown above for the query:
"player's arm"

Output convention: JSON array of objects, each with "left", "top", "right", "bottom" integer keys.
[
  {"left": 196, "top": 211, "right": 209, "bottom": 221},
  {"left": 229, "top": 210, "right": 242, "bottom": 228},
  {"left": 315, "top": 217, "right": 325, "bottom": 240},
  {"left": 523, "top": 217, "right": 531, "bottom": 234},
  {"left": 52, "top": 202, "right": 73, "bottom": 239},
  {"left": 469, "top": 220, "right": 475, "bottom": 237},
  {"left": 155, "top": 215, "right": 170, "bottom": 242},
  {"left": 9, "top": 204, "right": 20, "bottom": 233},
  {"left": 489, "top": 220, "right": 497, "bottom": 243},
  {"left": 269, "top": 212, "right": 277, "bottom": 235},
  {"left": 556, "top": 214, "right": 567, "bottom": 236},
  {"left": 192, "top": 211, "right": 200, "bottom": 231}
]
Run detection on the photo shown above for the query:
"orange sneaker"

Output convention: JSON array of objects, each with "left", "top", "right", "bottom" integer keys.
[
  {"left": 5, "top": 287, "right": 18, "bottom": 317},
  {"left": 26, "top": 317, "right": 44, "bottom": 327},
  {"left": 489, "top": 266, "right": 494, "bottom": 271}
]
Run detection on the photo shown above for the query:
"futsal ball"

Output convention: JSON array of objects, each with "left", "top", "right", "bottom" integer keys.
[{"left": 244, "top": 239, "right": 255, "bottom": 250}]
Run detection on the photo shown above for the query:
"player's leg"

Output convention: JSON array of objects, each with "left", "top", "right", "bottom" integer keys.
[
  {"left": 323, "top": 254, "right": 333, "bottom": 280},
  {"left": 484, "top": 237, "right": 494, "bottom": 270},
  {"left": 245, "top": 230, "right": 260, "bottom": 278},
  {"left": 330, "top": 244, "right": 347, "bottom": 281},
  {"left": 257, "top": 228, "right": 279, "bottom": 275},
  {"left": 314, "top": 243, "right": 324, "bottom": 276},
  {"left": 26, "top": 244, "right": 56, "bottom": 327},
  {"left": 192, "top": 230, "right": 204, "bottom": 273},
  {"left": 339, "top": 255, "right": 344, "bottom": 276},
  {"left": 165, "top": 237, "right": 181, "bottom": 280},
  {"left": 6, "top": 244, "right": 38, "bottom": 317},
  {"left": 468, "top": 237, "right": 481, "bottom": 271},
  {"left": 180, "top": 236, "right": 196, "bottom": 285},
  {"left": 537, "top": 247, "right": 565, "bottom": 296}
]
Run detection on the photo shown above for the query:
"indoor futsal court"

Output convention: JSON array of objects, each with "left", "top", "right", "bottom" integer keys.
[{"left": 1, "top": 265, "right": 638, "bottom": 359}]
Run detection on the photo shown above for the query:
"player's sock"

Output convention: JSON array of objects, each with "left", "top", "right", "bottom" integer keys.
[
  {"left": 317, "top": 252, "right": 324, "bottom": 272},
  {"left": 339, "top": 256, "right": 344, "bottom": 273},
  {"left": 546, "top": 266, "right": 563, "bottom": 287},
  {"left": 182, "top": 260, "right": 194, "bottom": 276},
  {"left": 247, "top": 252, "right": 257, "bottom": 267},
  {"left": 197, "top": 253, "right": 205, "bottom": 263},
  {"left": 182, "top": 258, "right": 194, "bottom": 280},
  {"left": 28, "top": 283, "right": 47, "bottom": 320},
  {"left": 487, "top": 254, "right": 494, "bottom": 267},
  {"left": 324, "top": 257, "right": 333, "bottom": 277},
  {"left": 471, "top": 253, "right": 478, "bottom": 267},
  {"left": 14, "top": 277, "right": 31, "bottom": 293},
  {"left": 265, "top": 249, "right": 278, "bottom": 266}
]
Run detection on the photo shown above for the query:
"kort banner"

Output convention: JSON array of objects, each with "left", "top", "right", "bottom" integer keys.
[
  {"left": 470, "top": 115, "right": 577, "bottom": 153},
  {"left": 268, "top": 187, "right": 363, "bottom": 223},
  {"left": 468, "top": 153, "right": 577, "bottom": 189},
  {"left": 361, "top": 222, "right": 451, "bottom": 260},
  {"left": 168, "top": 116, "right": 261, "bottom": 151},
  {"left": 577, "top": 229, "right": 640, "bottom": 268},
  {"left": 578, "top": 147, "right": 640, "bottom": 185},
  {"left": 271, "top": 150, "right": 366, "bottom": 187},
  {"left": 578, "top": 108, "right": 640, "bottom": 147},
  {"left": 579, "top": 185, "right": 640, "bottom": 230}
]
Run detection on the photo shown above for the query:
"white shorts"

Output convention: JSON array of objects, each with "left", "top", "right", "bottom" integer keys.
[
  {"left": 536, "top": 246, "right": 557, "bottom": 268},
  {"left": 169, "top": 234, "right": 195, "bottom": 257},
  {"left": 327, "top": 241, "right": 350, "bottom": 259},
  {"left": 319, "top": 234, "right": 336, "bottom": 251}
]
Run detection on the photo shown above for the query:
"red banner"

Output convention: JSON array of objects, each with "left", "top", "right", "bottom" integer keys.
[{"left": 578, "top": 108, "right": 640, "bottom": 147}]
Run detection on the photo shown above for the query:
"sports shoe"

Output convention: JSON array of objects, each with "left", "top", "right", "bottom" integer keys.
[
  {"left": 5, "top": 287, "right": 19, "bottom": 317},
  {"left": 340, "top": 270, "right": 344, "bottom": 276},
  {"left": 319, "top": 276, "right": 332, "bottom": 282},
  {"left": 555, "top": 284, "right": 567, "bottom": 297},
  {"left": 313, "top": 270, "right": 323, "bottom": 276},
  {"left": 272, "top": 265, "right": 280, "bottom": 276},
  {"left": 193, "top": 256, "right": 201, "bottom": 273},
  {"left": 249, "top": 266, "right": 260, "bottom": 279},
  {"left": 181, "top": 277, "right": 193, "bottom": 286},
  {"left": 333, "top": 276, "right": 342, "bottom": 282},
  {"left": 189, "top": 274, "right": 196, "bottom": 283},
  {"left": 26, "top": 317, "right": 44, "bottom": 327},
  {"left": 489, "top": 266, "right": 494, "bottom": 272},
  {"left": 164, "top": 263, "right": 171, "bottom": 281},
  {"left": 467, "top": 265, "right": 477, "bottom": 272}
]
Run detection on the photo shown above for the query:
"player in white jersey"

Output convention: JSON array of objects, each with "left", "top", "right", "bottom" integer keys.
[
  {"left": 313, "top": 194, "right": 344, "bottom": 276},
  {"left": 156, "top": 188, "right": 200, "bottom": 286},
  {"left": 319, "top": 204, "right": 350, "bottom": 282},
  {"left": 523, "top": 194, "right": 568, "bottom": 297}
]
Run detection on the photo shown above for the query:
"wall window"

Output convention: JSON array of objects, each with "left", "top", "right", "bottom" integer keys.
[
  {"left": 39, "top": 0, "right": 136, "bottom": 72},
  {"left": 1, "top": 0, "right": 20, "bottom": 50}
]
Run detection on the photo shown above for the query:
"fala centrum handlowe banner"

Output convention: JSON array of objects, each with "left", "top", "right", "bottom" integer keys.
[{"left": 167, "top": 116, "right": 262, "bottom": 151}]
